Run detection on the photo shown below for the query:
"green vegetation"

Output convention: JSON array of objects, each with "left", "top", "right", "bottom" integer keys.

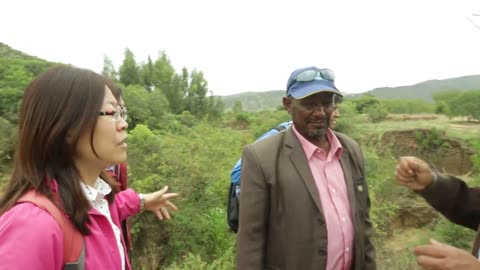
[
  {"left": 2, "top": 43, "right": 480, "bottom": 269},
  {"left": 415, "top": 127, "right": 446, "bottom": 153},
  {"left": 433, "top": 90, "right": 480, "bottom": 119}
]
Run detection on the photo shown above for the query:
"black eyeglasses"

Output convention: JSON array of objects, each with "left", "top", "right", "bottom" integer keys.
[
  {"left": 287, "top": 68, "right": 335, "bottom": 90},
  {"left": 98, "top": 107, "right": 127, "bottom": 121},
  {"left": 295, "top": 94, "right": 337, "bottom": 112}
]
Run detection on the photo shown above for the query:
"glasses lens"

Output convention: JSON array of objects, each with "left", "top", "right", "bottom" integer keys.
[
  {"left": 295, "top": 68, "right": 335, "bottom": 84},
  {"left": 296, "top": 70, "right": 318, "bottom": 82},
  {"left": 319, "top": 69, "right": 335, "bottom": 82}
]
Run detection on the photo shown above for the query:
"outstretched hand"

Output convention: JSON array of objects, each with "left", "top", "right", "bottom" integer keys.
[
  {"left": 395, "top": 156, "right": 435, "bottom": 191},
  {"left": 414, "top": 239, "right": 480, "bottom": 270},
  {"left": 142, "top": 186, "right": 178, "bottom": 220}
]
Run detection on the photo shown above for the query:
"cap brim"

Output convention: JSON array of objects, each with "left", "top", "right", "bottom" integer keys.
[{"left": 288, "top": 80, "right": 343, "bottom": 99}]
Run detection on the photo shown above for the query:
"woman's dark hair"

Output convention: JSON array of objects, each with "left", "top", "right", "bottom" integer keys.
[{"left": 0, "top": 65, "right": 121, "bottom": 234}]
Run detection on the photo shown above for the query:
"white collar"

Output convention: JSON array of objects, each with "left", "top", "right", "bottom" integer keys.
[{"left": 80, "top": 177, "right": 112, "bottom": 203}]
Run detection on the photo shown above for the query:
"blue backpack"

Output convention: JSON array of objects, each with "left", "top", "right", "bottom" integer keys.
[{"left": 227, "top": 121, "right": 291, "bottom": 233}]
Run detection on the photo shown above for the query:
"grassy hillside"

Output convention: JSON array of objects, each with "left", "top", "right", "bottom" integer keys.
[
  {"left": 357, "top": 75, "right": 480, "bottom": 102},
  {"left": 219, "top": 90, "right": 284, "bottom": 112},
  {"left": 0, "top": 43, "right": 55, "bottom": 90},
  {"left": 0, "top": 43, "right": 44, "bottom": 60}
]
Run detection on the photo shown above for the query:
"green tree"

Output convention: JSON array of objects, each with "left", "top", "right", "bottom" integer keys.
[
  {"left": 0, "top": 59, "right": 34, "bottom": 90},
  {"left": 122, "top": 85, "right": 150, "bottom": 128},
  {"left": 232, "top": 101, "right": 243, "bottom": 114},
  {"left": 0, "top": 116, "right": 16, "bottom": 174},
  {"left": 145, "top": 89, "right": 169, "bottom": 129},
  {"left": 186, "top": 69, "right": 209, "bottom": 117},
  {"left": 102, "top": 55, "right": 118, "bottom": 81},
  {"left": 366, "top": 103, "right": 388, "bottom": 123},
  {"left": 119, "top": 48, "right": 140, "bottom": 86},
  {"left": 433, "top": 90, "right": 480, "bottom": 119},
  {"left": 168, "top": 74, "right": 186, "bottom": 114},
  {"left": 0, "top": 88, "right": 23, "bottom": 123},
  {"left": 206, "top": 93, "right": 225, "bottom": 120},
  {"left": 152, "top": 51, "right": 174, "bottom": 91},
  {"left": 140, "top": 56, "right": 154, "bottom": 91},
  {"left": 435, "top": 101, "right": 451, "bottom": 115},
  {"left": 355, "top": 94, "right": 380, "bottom": 113}
]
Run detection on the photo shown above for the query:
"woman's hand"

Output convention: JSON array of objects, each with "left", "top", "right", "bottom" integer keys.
[{"left": 142, "top": 186, "right": 178, "bottom": 220}]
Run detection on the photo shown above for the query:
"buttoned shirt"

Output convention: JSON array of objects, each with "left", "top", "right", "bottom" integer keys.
[
  {"left": 81, "top": 178, "right": 125, "bottom": 270},
  {"left": 293, "top": 126, "right": 354, "bottom": 270}
]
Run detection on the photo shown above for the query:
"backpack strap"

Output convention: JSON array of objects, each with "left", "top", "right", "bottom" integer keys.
[
  {"left": 17, "top": 190, "right": 84, "bottom": 268},
  {"left": 273, "top": 124, "right": 287, "bottom": 132}
]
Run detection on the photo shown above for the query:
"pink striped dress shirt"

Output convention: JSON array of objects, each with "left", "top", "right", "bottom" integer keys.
[{"left": 293, "top": 126, "right": 354, "bottom": 270}]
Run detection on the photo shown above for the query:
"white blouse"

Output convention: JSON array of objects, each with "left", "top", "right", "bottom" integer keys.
[{"left": 80, "top": 178, "right": 125, "bottom": 270}]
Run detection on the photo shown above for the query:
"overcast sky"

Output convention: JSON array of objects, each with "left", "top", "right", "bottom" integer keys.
[{"left": 2, "top": 0, "right": 480, "bottom": 96}]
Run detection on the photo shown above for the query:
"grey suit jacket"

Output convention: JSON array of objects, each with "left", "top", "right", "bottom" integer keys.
[
  {"left": 419, "top": 173, "right": 480, "bottom": 256},
  {"left": 236, "top": 128, "right": 376, "bottom": 270}
]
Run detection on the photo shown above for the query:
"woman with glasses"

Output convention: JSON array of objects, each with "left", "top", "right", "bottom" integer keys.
[
  {"left": 104, "top": 89, "right": 133, "bottom": 252},
  {"left": 0, "top": 65, "right": 178, "bottom": 270}
]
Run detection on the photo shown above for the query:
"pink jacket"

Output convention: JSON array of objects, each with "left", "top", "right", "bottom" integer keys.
[{"left": 0, "top": 188, "right": 140, "bottom": 270}]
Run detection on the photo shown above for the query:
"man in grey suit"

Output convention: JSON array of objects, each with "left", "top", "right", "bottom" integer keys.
[{"left": 236, "top": 66, "right": 376, "bottom": 270}]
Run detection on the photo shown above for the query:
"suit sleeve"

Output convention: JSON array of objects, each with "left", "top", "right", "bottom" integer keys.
[
  {"left": 419, "top": 173, "right": 480, "bottom": 230},
  {"left": 236, "top": 145, "right": 269, "bottom": 270}
]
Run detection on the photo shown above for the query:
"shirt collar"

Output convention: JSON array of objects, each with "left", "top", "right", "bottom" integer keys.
[
  {"left": 80, "top": 177, "right": 112, "bottom": 203},
  {"left": 292, "top": 125, "right": 343, "bottom": 160}
]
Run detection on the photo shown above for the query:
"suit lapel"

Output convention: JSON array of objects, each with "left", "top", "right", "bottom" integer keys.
[
  {"left": 339, "top": 144, "right": 358, "bottom": 223},
  {"left": 285, "top": 129, "right": 324, "bottom": 217}
]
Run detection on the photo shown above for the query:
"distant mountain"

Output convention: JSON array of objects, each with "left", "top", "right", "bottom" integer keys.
[
  {"left": 0, "top": 43, "right": 55, "bottom": 90},
  {"left": 0, "top": 43, "right": 44, "bottom": 61},
  {"left": 220, "top": 90, "right": 285, "bottom": 112},
  {"left": 350, "top": 75, "right": 480, "bottom": 102},
  {"left": 220, "top": 75, "right": 480, "bottom": 112}
]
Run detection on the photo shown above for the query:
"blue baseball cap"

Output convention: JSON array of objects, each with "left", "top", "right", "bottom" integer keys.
[{"left": 286, "top": 66, "right": 343, "bottom": 99}]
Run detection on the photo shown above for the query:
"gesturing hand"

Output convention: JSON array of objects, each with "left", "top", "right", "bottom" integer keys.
[
  {"left": 395, "top": 156, "right": 435, "bottom": 191},
  {"left": 142, "top": 186, "right": 178, "bottom": 220},
  {"left": 414, "top": 239, "right": 480, "bottom": 270}
]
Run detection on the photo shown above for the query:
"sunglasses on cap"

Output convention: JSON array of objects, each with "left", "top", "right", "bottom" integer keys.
[{"left": 287, "top": 68, "right": 336, "bottom": 91}]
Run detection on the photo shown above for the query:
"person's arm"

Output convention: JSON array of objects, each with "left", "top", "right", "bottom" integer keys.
[
  {"left": 115, "top": 187, "right": 178, "bottom": 221},
  {"left": 114, "top": 189, "right": 142, "bottom": 221},
  {"left": 419, "top": 173, "right": 480, "bottom": 230},
  {"left": 236, "top": 145, "right": 269, "bottom": 270},
  {"left": 396, "top": 156, "right": 480, "bottom": 231},
  {"left": 0, "top": 204, "right": 63, "bottom": 269}
]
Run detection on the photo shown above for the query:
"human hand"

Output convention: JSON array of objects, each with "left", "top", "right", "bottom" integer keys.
[
  {"left": 413, "top": 239, "right": 480, "bottom": 270},
  {"left": 395, "top": 156, "right": 435, "bottom": 191},
  {"left": 142, "top": 186, "right": 178, "bottom": 220}
]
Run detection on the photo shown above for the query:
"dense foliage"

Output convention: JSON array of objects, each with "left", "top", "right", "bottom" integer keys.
[{"left": 1, "top": 43, "right": 480, "bottom": 269}]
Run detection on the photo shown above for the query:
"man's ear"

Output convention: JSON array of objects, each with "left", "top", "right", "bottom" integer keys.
[{"left": 283, "top": 96, "right": 292, "bottom": 114}]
